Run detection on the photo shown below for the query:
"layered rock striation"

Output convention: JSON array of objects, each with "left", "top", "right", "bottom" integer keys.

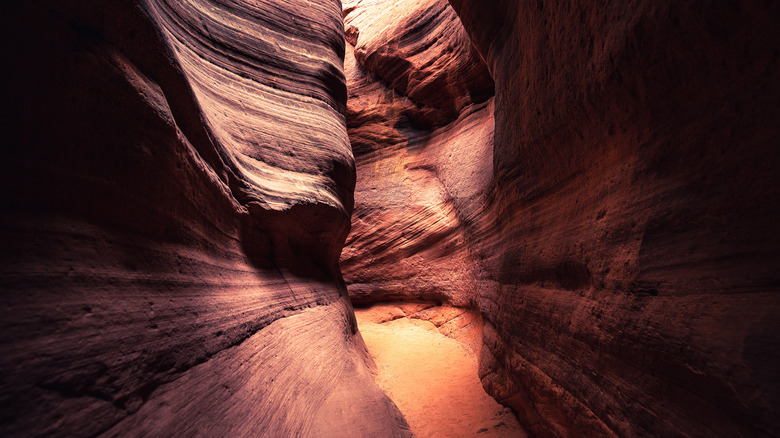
[
  {"left": 446, "top": 1, "right": 780, "bottom": 437},
  {"left": 343, "top": 0, "right": 492, "bottom": 128},
  {"left": 1, "top": 1, "right": 409, "bottom": 436},
  {"left": 343, "top": 0, "right": 780, "bottom": 436},
  {"left": 3, "top": 0, "right": 779, "bottom": 436},
  {"left": 339, "top": 0, "right": 495, "bottom": 306}
]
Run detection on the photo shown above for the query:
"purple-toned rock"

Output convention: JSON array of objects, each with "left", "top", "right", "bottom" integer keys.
[{"left": 0, "top": 1, "right": 410, "bottom": 436}]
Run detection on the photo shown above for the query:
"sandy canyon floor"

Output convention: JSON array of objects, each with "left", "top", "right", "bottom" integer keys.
[{"left": 355, "top": 306, "right": 526, "bottom": 437}]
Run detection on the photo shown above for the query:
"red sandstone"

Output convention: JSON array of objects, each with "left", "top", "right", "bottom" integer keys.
[{"left": 1, "top": 0, "right": 779, "bottom": 436}]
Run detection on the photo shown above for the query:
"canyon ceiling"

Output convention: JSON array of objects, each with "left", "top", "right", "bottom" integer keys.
[{"left": 1, "top": 0, "right": 779, "bottom": 437}]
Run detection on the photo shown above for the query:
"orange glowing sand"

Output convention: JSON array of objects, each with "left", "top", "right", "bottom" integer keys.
[{"left": 355, "top": 310, "right": 527, "bottom": 438}]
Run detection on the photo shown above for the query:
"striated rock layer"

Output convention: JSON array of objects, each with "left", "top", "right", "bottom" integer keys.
[
  {"left": 339, "top": 0, "right": 494, "bottom": 306},
  {"left": 343, "top": 0, "right": 492, "bottom": 128},
  {"left": 342, "top": 0, "right": 780, "bottom": 436},
  {"left": 446, "top": 1, "right": 780, "bottom": 437},
  {"left": 0, "top": 1, "right": 409, "bottom": 436}
]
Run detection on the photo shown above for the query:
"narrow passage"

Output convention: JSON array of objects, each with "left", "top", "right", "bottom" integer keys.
[{"left": 355, "top": 304, "right": 527, "bottom": 438}]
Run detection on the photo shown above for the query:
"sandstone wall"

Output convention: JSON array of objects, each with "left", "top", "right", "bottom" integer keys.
[
  {"left": 339, "top": 0, "right": 494, "bottom": 306},
  {"left": 0, "top": 1, "right": 409, "bottom": 436},
  {"left": 4, "top": 0, "right": 778, "bottom": 436},
  {"left": 341, "top": 0, "right": 780, "bottom": 435},
  {"left": 449, "top": 0, "right": 780, "bottom": 436}
]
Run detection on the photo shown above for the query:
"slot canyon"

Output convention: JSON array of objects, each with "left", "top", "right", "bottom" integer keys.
[{"left": 1, "top": 0, "right": 778, "bottom": 436}]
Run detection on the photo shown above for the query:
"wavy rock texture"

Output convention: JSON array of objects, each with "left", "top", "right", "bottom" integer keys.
[
  {"left": 343, "top": 0, "right": 492, "bottom": 128},
  {"left": 0, "top": 1, "right": 409, "bottom": 436},
  {"left": 5, "top": 0, "right": 779, "bottom": 436},
  {"left": 445, "top": 0, "right": 780, "bottom": 437},
  {"left": 339, "top": 0, "right": 494, "bottom": 306},
  {"left": 342, "top": 0, "right": 780, "bottom": 436}
]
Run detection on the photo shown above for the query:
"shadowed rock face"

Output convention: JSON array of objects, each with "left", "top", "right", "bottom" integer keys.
[
  {"left": 339, "top": 0, "right": 495, "bottom": 306},
  {"left": 343, "top": 0, "right": 492, "bottom": 129},
  {"left": 0, "top": 1, "right": 410, "bottom": 436},
  {"left": 3, "top": 0, "right": 779, "bottom": 436},
  {"left": 342, "top": 0, "right": 780, "bottom": 436},
  {"left": 444, "top": 0, "right": 780, "bottom": 436}
]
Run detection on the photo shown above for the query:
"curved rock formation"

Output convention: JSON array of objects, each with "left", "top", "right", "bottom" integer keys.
[
  {"left": 0, "top": 1, "right": 409, "bottom": 436},
  {"left": 339, "top": 0, "right": 494, "bottom": 306},
  {"left": 343, "top": 0, "right": 492, "bottom": 128},
  {"left": 3, "top": 0, "right": 779, "bottom": 436},
  {"left": 342, "top": 0, "right": 780, "bottom": 436},
  {"left": 445, "top": 1, "right": 780, "bottom": 437}
]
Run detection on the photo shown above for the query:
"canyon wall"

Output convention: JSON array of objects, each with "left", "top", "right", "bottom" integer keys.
[
  {"left": 2, "top": 0, "right": 778, "bottom": 436},
  {"left": 339, "top": 0, "right": 495, "bottom": 306},
  {"left": 447, "top": 0, "right": 780, "bottom": 436},
  {"left": 0, "top": 1, "right": 409, "bottom": 436},
  {"left": 343, "top": 0, "right": 780, "bottom": 436}
]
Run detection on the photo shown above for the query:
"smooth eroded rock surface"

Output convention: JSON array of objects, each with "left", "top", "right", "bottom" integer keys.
[
  {"left": 339, "top": 0, "right": 494, "bottom": 307},
  {"left": 3, "top": 0, "right": 779, "bottom": 436},
  {"left": 343, "top": 0, "right": 492, "bottom": 128},
  {"left": 0, "top": 1, "right": 409, "bottom": 436},
  {"left": 341, "top": 0, "right": 780, "bottom": 436},
  {"left": 446, "top": 0, "right": 780, "bottom": 436}
]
